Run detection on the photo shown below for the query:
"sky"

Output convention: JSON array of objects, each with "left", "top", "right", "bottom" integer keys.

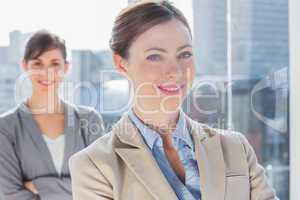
[{"left": 0, "top": 0, "right": 193, "bottom": 50}]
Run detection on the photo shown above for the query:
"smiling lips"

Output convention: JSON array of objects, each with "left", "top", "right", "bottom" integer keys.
[
  {"left": 157, "top": 83, "right": 184, "bottom": 95},
  {"left": 38, "top": 80, "right": 55, "bottom": 87}
]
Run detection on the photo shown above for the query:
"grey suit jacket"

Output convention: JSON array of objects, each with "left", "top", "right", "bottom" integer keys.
[
  {"left": 0, "top": 101, "right": 105, "bottom": 200},
  {"left": 69, "top": 113, "right": 278, "bottom": 200}
]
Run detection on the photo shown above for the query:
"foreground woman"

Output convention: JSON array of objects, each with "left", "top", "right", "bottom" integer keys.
[{"left": 69, "top": 1, "right": 278, "bottom": 200}]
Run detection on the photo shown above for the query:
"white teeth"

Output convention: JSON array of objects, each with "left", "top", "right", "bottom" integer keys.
[
  {"left": 40, "top": 81, "right": 52, "bottom": 85},
  {"left": 159, "top": 83, "right": 184, "bottom": 93},
  {"left": 160, "top": 86, "right": 180, "bottom": 92},
  {"left": 165, "top": 87, "right": 178, "bottom": 91}
]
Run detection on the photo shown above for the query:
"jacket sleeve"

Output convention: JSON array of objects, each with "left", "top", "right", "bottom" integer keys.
[
  {"left": 238, "top": 133, "right": 279, "bottom": 200},
  {"left": 0, "top": 131, "right": 38, "bottom": 200},
  {"left": 32, "top": 176, "right": 72, "bottom": 200},
  {"left": 69, "top": 151, "right": 113, "bottom": 200}
]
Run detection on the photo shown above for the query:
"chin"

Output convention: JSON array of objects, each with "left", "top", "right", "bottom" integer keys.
[
  {"left": 159, "top": 98, "right": 182, "bottom": 114},
  {"left": 33, "top": 85, "right": 58, "bottom": 94}
]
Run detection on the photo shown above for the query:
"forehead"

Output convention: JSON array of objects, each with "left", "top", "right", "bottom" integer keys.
[
  {"left": 130, "top": 19, "right": 192, "bottom": 51},
  {"left": 33, "top": 49, "right": 64, "bottom": 61}
]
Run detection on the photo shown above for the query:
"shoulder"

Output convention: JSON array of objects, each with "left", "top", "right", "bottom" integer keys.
[
  {"left": 0, "top": 105, "right": 21, "bottom": 140},
  {"left": 189, "top": 119, "right": 253, "bottom": 173},
  {"left": 64, "top": 100, "right": 102, "bottom": 121},
  {"left": 203, "top": 124, "right": 250, "bottom": 154},
  {"left": 188, "top": 117, "right": 248, "bottom": 149},
  {"left": 69, "top": 131, "right": 119, "bottom": 181},
  {"left": 70, "top": 131, "right": 119, "bottom": 164},
  {"left": 0, "top": 105, "right": 20, "bottom": 121},
  {"left": 187, "top": 117, "right": 251, "bottom": 157},
  {"left": 198, "top": 122, "right": 254, "bottom": 168},
  {"left": 64, "top": 100, "right": 95, "bottom": 115},
  {"left": 206, "top": 125, "right": 248, "bottom": 147}
]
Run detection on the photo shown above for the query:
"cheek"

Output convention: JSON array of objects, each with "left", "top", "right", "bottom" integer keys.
[
  {"left": 30, "top": 75, "right": 40, "bottom": 83},
  {"left": 183, "top": 61, "right": 196, "bottom": 82},
  {"left": 54, "top": 72, "right": 64, "bottom": 82},
  {"left": 131, "top": 62, "right": 163, "bottom": 84},
  {"left": 129, "top": 64, "right": 163, "bottom": 97},
  {"left": 30, "top": 72, "right": 63, "bottom": 85}
]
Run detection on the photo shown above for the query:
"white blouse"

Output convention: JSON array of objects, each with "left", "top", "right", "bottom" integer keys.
[{"left": 42, "top": 134, "right": 65, "bottom": 175}]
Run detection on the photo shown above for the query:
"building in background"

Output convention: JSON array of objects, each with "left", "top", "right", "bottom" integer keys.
[
  {"left": 191, "top": 0, "right": 289, "bottom": 199},
  {"left": 70, "top": 49, "right": 128, "bottom": 128},
  {"left": 193, "top": 0, "right": 227, "bottom": 76},
  {"left": 0, "top": 31, "right": 30, "bottom": 113},
  {"left": 69, "top": 50, "right": 115, "bottom": 106}
]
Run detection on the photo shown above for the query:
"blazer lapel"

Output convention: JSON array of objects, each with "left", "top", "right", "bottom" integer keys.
[
  {"left": 186, "top": 116, "right": 226, "bottom": 200},
  {"left": 18, "top": 103, "right": 57, "bottom": 174},
  {"left": 114, "top": 115, "right": 179, "bottom": 200},
  {"left": 18, "top": 101, "right": 76, "bottom": 177},
  {"left": 61, "top": 101, "right": 76, "bottom": 175}
]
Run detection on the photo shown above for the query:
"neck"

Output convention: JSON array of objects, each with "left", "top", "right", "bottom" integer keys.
[
  {"left": 27, "top": 91, "right": 63, "bottom": 114},
  {"left": 132, "top": 105, "right": 180, "bottom": 135}
]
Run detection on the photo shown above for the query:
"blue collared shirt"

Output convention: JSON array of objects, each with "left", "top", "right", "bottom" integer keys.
[{"left": 128, "top": 109, "right": 201, "bottom": 200}]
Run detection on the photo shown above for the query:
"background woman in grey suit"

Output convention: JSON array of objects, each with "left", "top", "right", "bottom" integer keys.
[{"left": 0, "top": 30, "right": 105, "bottom": 200}]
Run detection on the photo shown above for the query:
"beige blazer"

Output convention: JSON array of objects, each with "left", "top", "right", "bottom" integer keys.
[{"left": 69, "top": 113, "right": 278, "bottom": 200}]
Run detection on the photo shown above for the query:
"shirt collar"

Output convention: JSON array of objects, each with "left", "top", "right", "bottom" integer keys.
[{"left": 127, "top": 109, "right": 193, "bottom": 150}]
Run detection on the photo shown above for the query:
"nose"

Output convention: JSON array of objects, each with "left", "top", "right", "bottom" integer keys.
[
  {"left": 37, "top": 69, "right": 57, "bottom": 79},
  {"left": 165, "top": 60, "right": 183, "bottom": 81}
]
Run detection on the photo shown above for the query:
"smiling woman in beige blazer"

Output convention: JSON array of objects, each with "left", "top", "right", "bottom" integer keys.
[{"left": 69, "top": 1, "right": 278, "bottom": 200}]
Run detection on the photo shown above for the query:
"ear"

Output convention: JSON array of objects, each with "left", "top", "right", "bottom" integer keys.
[
  {"left": 113, "top": 53, "right": 129, "bottom": 77},
  {"left": 21, "top": 59, "right": 29, "bottom": 71}
]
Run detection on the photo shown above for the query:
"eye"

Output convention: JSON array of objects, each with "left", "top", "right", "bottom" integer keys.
[
  {"left": 52, "top": 63, "right": 60, "bottom": 66},
  {"left": 146, "top": 54, "right": 162, "bottom": 61},
  {"left": 33, "top": 62, "right": 41, "bottom": 66},
  {"left": 31, "top": 62, "right": 42, "bottom": 69},
  {"left": 178, "top": 51, "right": 193, "bottom": 59}
]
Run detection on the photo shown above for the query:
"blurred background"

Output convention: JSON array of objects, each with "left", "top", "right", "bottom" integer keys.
[{"left": 0, "top": 0, "right": 290, "bottom": 199}]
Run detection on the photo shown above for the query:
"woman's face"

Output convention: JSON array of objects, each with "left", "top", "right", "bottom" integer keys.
[
  {"left": 22, "top": 49, "right": 69, "bottom": 94},
  {"left": 115, "top": 19, "right": 195, "bottom": 114}
]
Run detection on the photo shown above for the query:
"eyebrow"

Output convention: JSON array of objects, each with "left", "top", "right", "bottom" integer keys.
[
  {"left": 177, "top": 44, "right": 192, "bottom": 52},
  {"left": 32, "top": 58, "right": 61, "bottom": 62},
  {"left": 51, "top": 59, "right": 62, "bottom": 62},
  {"left": 144, "top": 44, "right": 192, "bottom": 53}
]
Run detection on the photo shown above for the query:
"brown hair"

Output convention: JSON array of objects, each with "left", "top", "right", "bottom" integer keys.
[
  {"left": 109, "top": 0, "right": 191, "bottom": 59},
  {"left": 23, "top": 30, "right": 67, "bottom": 62}
]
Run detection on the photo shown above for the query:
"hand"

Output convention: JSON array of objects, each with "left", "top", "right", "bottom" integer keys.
[{"left": 24, "top": 181, "right": 38, "bottom": 194}]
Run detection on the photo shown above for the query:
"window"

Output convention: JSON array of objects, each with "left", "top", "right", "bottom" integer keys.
[
  {"left": 184, "top": 0, "right": 289, "bottom": 199},
  {"left": 289, "top": 0, "right": 300, "bottom": 199}
]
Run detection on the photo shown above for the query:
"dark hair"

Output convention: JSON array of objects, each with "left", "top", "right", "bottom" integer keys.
[
  {"left": 23, "top": 30, "right": 67, "bottom": 62},
  {"left": 109, "top": 0, "right": 191, "bottom": 58}
]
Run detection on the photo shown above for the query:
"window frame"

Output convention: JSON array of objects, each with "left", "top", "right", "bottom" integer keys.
[{"left": 289, "top": 0, "right": 300, "bottom": 199}]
